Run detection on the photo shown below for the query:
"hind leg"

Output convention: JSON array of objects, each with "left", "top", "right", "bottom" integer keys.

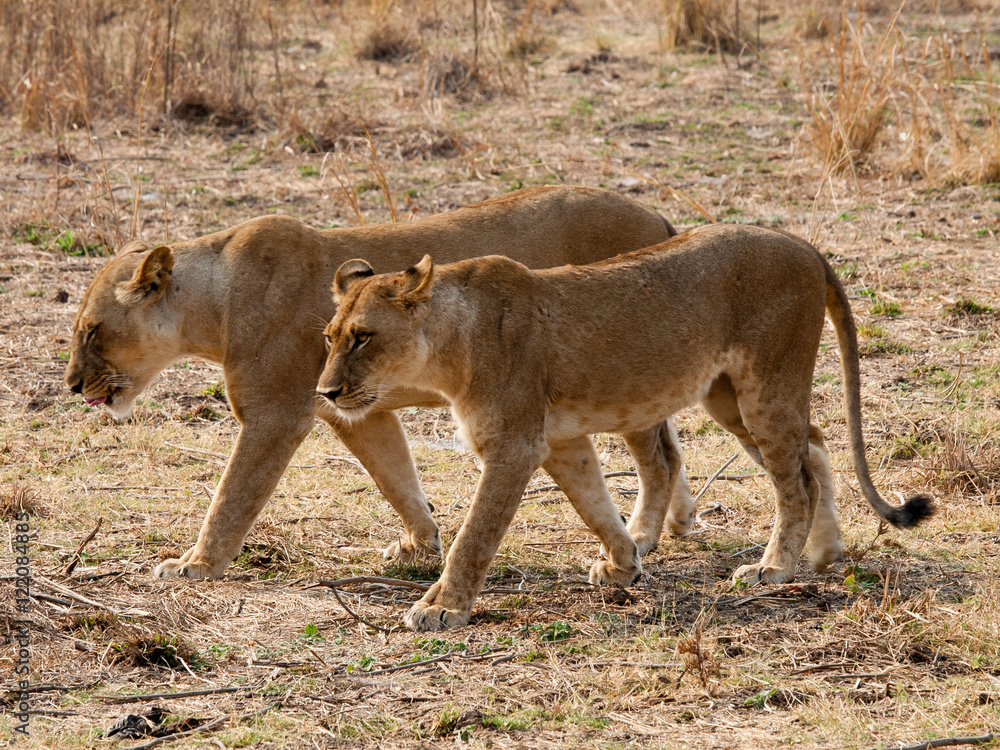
[
  {"left": 701, "top": 376, "right": 821, "bottom": 585},
  {"left": 702, "top": 380, "right": 842, "bottom": 569},
  {"left": 622, "top": 420, "right": 695, "bottom": 555},
  {"left": 701, "top": 375, "right": 765, "bottom": 468},
  {"left": 806, "top": 424, "right": 842, "bottom": 571}
]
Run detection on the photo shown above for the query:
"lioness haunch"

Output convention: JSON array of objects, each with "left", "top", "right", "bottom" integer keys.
[{"left": 318, "top": 223, "right": 933, "bottom": 632}]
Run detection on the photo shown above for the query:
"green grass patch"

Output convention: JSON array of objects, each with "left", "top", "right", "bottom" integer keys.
[
  {"left": 948, "top": 297, "right": 994, "bottom": 316},
  {"left": 381, "top": 560, "right": 442, "bottom": 581},
  {"left": 842, "top": 565, "right": 880, "bottom": 593},
  {"left": 869, "top": 297, "right": 903, "bottom": 316}
]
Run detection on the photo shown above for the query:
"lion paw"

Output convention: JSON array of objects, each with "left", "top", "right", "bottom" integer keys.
[
  {"left": 808, "top": 539, "right": 843, "bottom": 572},
  {"left": 153, "top": 555, "right": 225, "bottom": 580},
  {"left": 404, "top": 601, "right": 470, "bottom": 631},
  {"left": 665, "top": 509, "right": 694, "bottom": 538},
  {"left": 732, "top": 563, "right": 795, "bottom": 587},
  {"left": 382, "top": 534, "right": 443, "bottom": 563},
  {"left": 589, "top": 559, "right": 641, "bottom": 587},
  {"left": 630, "top": 531, "right": 660, "bottom": 558}
]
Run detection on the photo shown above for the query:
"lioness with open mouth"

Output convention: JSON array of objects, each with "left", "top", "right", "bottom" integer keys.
[
  {"left": 64, "top": 186, "right": 694, "bottom": 580},
  {"left": 318, "top": 223, "right": 932, "bottom": 631}
]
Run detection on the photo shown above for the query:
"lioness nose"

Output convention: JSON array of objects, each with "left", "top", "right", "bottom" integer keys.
[
  {"left": 68, "top": 379, "right": 83, "bottom": 394},
  {"left": 318, "top": 386, "right": 342, "bottom": 402}
]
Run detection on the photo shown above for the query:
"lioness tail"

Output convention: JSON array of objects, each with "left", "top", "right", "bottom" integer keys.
[{"left": 823, "top": 261, "right": 934, "bottom": 529}]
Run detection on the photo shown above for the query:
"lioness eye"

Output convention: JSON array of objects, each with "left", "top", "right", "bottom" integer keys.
[
  {"left": 352, "top": 332, "right": 371, "bottom": 350},
  {"left": 84, "top": 325, "right": 99, "bottom": 344},
  {"left": 322, "top": 334, "right": 332, "bottom": 352}
]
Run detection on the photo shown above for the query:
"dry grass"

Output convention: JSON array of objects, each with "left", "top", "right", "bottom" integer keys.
[
  {"left": 660, "top": 0, "right": 746, "bottom": 54},
  {"left": 0, "top": 0, "right": 265, "bottom": 129},
  {"left": 802, "top": 3, "right": 1000, "bottom": 184},
  {"left": 1, "top": 1, "right": 1000, "bottom": 748},
  {"left": 802, "top": 5, "right": 903, "bottom": 174},
  {"left": 354, "top": 1, "right": 419, "bottom": 62}
]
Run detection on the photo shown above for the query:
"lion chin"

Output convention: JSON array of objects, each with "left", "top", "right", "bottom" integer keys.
[
  {"left": 332, "top": 401, "right": 377, "bottom": 424},
  {"left": 106, "top": 396, "right": 137, "bottom": 421}
]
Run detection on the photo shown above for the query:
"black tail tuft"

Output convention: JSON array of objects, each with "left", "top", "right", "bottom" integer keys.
[{"left": 888, "top": 493, "right": 934, "bottom": 529}]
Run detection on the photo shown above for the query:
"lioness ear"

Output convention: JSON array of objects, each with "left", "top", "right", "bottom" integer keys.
[
  {"left": 333, "top": 259, "right": 376, "bottom": 300},
  {"left": 397, "top": 255, "right": 435, "bottom": 307},
  {"left": 116, "top": 240, "right": 150, "bottom": 257},
  {"left": 115, "top": 245, "right": 173, "bottom": 306}
]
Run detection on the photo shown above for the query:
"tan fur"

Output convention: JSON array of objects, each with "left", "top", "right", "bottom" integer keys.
[
  {"left": 318, "top": 224, "right": 932, "bottom": 632},
  {"left": 64, "top": 186, "right": 694, "bottom": 580}
]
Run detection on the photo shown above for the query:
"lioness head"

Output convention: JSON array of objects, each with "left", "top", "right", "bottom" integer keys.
[
  {"left": 65, "top": 242, "right": 180, "bottom": 419},
  {"left": 317, "top": 255, "right": 436, "bottom": 421}
]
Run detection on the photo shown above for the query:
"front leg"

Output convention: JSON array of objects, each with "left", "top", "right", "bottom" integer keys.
[
  {"left": 153, "top": 410, "right": 314, "bottom": 579},
  {"left": 321, "top": 405, "right": 442, "bottom": 563},
  {"left": 405, "top": 448, "right": 543, "bottom": 631},
  {"left": 542, "top": 436, "right": 641, "bottom": 586}
]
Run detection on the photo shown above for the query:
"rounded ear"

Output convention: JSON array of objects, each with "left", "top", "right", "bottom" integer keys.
[
  {"left": 334, "top": 259, "right": 376, "bottom": 299},
  {"left": 115, "top": 245, "right": 173, "bottom": 306},
  {"left": 116, "top": 239, "right": 150, "bottom": 257},
  {"left": 398, "top": 255, "right": 435, "bottom": 307}
]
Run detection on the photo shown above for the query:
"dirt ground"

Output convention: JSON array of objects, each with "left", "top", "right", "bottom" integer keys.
[{"left": 2, "top": 2, "right": 1000, "bottom": 748}]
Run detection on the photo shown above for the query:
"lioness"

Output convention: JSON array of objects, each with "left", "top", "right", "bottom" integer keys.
[
  {"left": 318, "top": 224, "right": 933, "bottom": 631},
  {"left": 64, "top": 186, "right": 694, "bottom": 580}
]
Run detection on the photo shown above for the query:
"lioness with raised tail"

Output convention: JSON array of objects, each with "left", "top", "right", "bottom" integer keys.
[
  {"left": 318, "top": 223, "right": 933, "bottom": 631},
  {"left": 64, "top": 186, "right": 694, "bottom": 580}
]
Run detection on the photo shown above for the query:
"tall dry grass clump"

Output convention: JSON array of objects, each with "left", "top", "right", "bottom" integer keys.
[
  {"left": 802, "top": 6, "right": 902, "bottom": 174},
  {"left": 885, "top": 24, "right": 1000, "bottom": 183},
  {"left": 933, "top": 31, "right": 1000, "bottom": 185},
  {"left": 354, "top": 0, "right": 419, "bottom": 62},
  {"left": 660, "top": 0, "right": 744, "bottom": 54},
  {"left": 0, "top": 0, "right": 266, "bottom": 130},
  {"left": 802, "top": 3, "right": 1000, "bottom": 184}
]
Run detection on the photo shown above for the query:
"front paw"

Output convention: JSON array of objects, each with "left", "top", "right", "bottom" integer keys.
[
  {"left": 404, "top": 600, "right": 470, "bottom": 631},
  {"left": 153, "top": 552, "right": 226, "bottom": 580},
  {"left": 382, "top": 533, "right": 444, "bottom": 563},
  {"left": 732, "top": 563, "right": 795, "bottom": 587},
  {"left": 589, "top": 559, "right": 641, "bottom": 587}
]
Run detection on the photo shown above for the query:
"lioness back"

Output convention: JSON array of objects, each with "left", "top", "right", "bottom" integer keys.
[{"left": 335, "top": 185, "right": 676, "bottom": 270}]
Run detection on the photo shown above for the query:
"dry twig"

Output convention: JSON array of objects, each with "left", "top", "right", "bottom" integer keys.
[
  {"left": 873, "top": 734, "right": 997, "bottom": 750},
  {"left": 327, "top": 583, "right": 395, "bottom": 634},
  {"left": 64, "top": 517, "right": 103, "bottom": 575},
  {"left": 122, "top": 715, "right": 226, "bottom": 750},
  {"left": 96, "top": 687, "right": 252, "bottom": 703}
]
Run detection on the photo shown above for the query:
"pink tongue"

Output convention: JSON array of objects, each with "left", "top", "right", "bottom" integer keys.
[{"left": 84, "top": 396, "right": 108, "bottom": 406}]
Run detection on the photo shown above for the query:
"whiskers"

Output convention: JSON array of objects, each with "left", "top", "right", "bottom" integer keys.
[
  {"left": 105, "top": 373, "right": 133, "bottom": 388},
  {"left": 86, "top": 368, "right": 133, "bottom": 397},
  {"left": 315, "top": 380, "right": 385, "bottom": 424}
]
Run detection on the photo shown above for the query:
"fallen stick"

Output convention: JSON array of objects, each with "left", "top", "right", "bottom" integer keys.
[
  {"left": 328, "top": 584, "right": 395, "bottom": 634},
  {"left": 358, "top": 654, "right": 452, "bottom": 677},
  {"left": 311, "top": 576, "right": 430, "bottom": 592},
  {"left": 30, "top": 592, "right": 75, "bottom": 608},
  {"left": 36, "top": 575, "right": 110, "bottom": 611},
  {"left": 64, "top": 517, "right": 103, "bottom": 576},
  {"left": 123, "top": 715, "right": 227, "bottom": 750},
  {"left": 95, "top": 687, "right": 250, "bottom": 703},
  {"left": 874, "top": 734, "right": 997, "bottom": 750},
  {"left": 693, "top": 452, "right": 740, "bottom": 504}
]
